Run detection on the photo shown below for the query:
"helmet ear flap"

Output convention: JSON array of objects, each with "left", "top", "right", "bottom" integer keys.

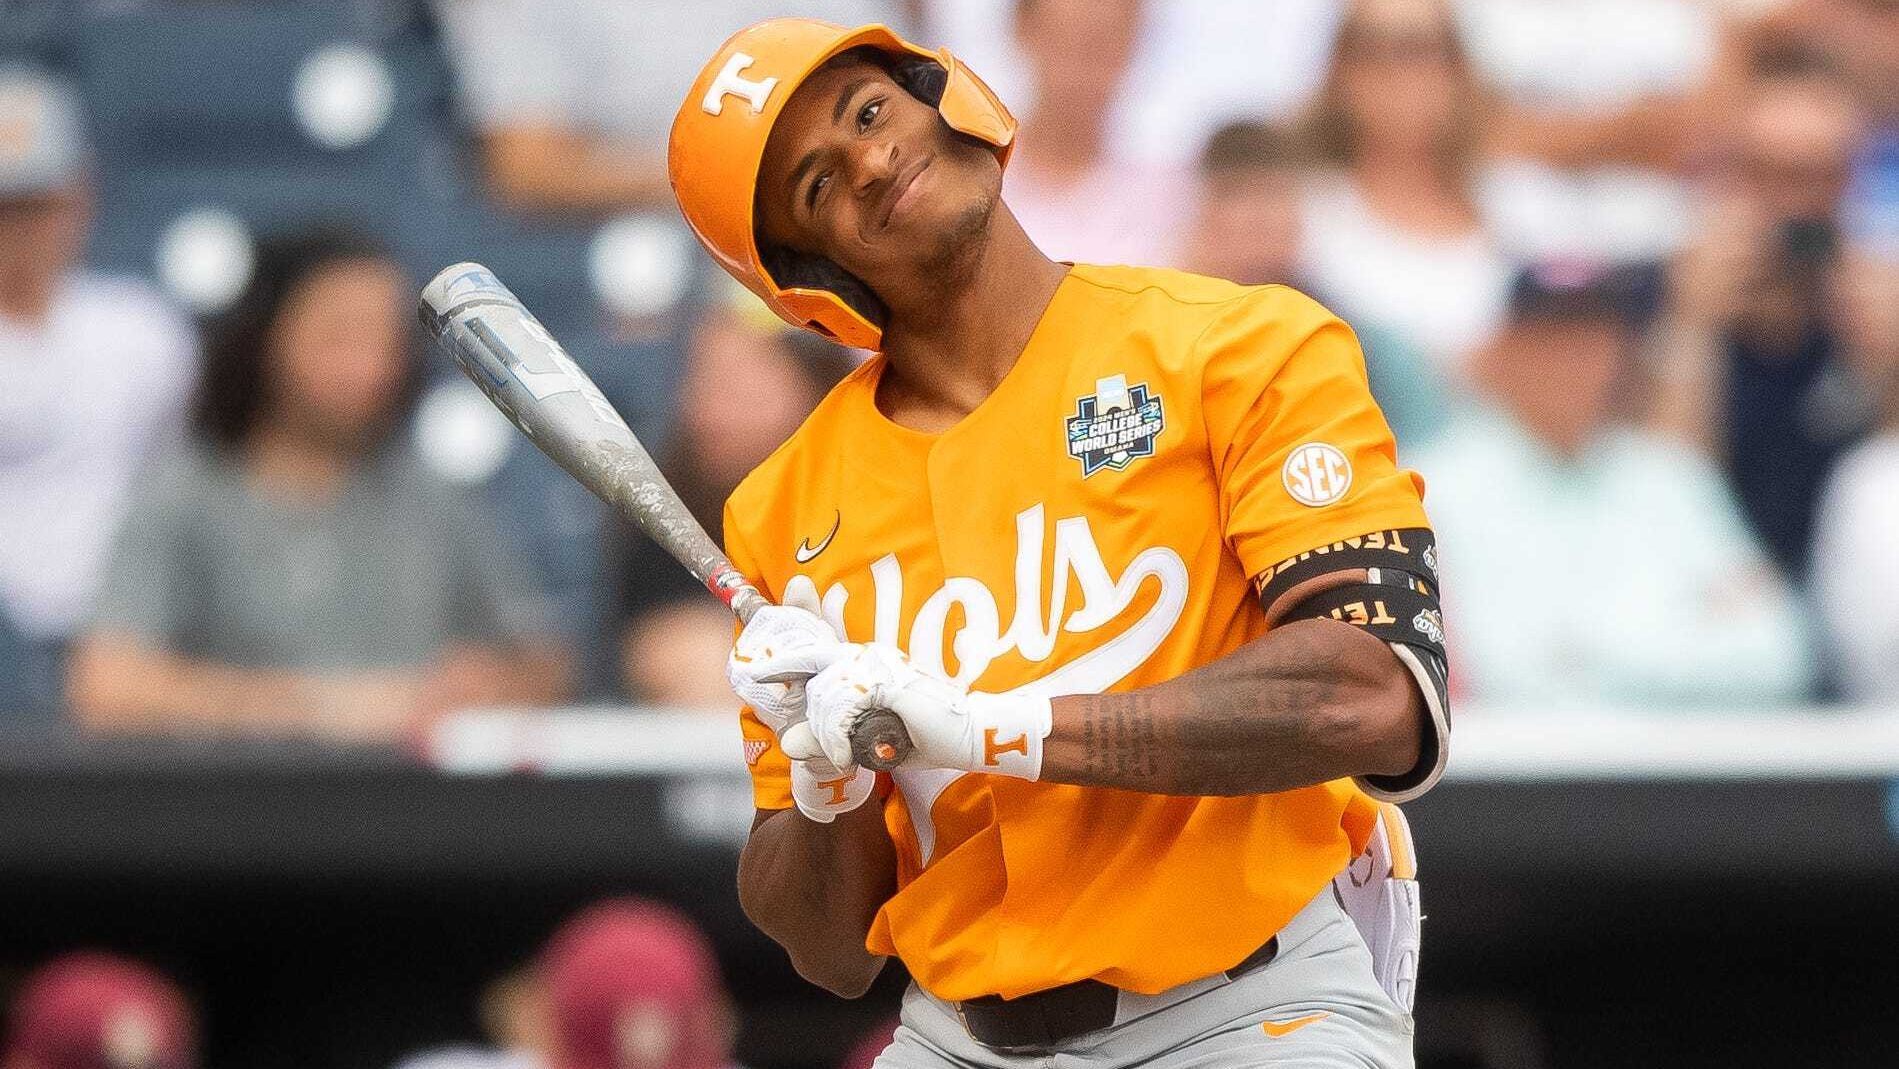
[
  {"left": 758, "top": 244, "right": 889, "bottom": 333},
  {"left": 889, "top": 55, "right": 948, "bottom": 107}
]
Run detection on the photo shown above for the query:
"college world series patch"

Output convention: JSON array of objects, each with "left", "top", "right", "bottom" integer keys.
[{"left": 1066, "top": 374, "right": 1164, "bottom": 477}]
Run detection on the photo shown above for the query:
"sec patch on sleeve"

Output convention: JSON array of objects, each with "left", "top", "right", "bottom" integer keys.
[{"left": 1282, "top": 442, "right": 1353, "bottom": 507}]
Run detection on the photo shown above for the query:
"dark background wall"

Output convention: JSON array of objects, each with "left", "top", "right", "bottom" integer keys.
[{"left": 4, "top": 735, "right": 1896, "bottom": 1069}]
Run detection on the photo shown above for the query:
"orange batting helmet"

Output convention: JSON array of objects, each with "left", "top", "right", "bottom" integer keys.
[{"left": 668, "top": 18, "right": 1016, "bottom": 350}]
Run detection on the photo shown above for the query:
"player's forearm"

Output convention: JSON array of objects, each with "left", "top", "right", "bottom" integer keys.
[
  {"left": 1040, "top": 619, "right": 1422, "bottom": 796},
  {"left": 737, "top": 804, "right": 896, "bottom": 998}
]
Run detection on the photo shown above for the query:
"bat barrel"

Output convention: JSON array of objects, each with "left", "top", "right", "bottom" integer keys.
[
  {"left": 419, "top": 262, "right": 913, "bottom": 770},
  {"left": 419, "top": 261, "right": 516, "bottom": 336},
  {"left": 418, "top": 263, "right": 731, "bottom": 592}
]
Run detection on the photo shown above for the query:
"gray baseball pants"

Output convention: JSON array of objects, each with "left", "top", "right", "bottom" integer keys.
[{"left": 872, "top": 885, "right": 1414, "bottom": 1069}]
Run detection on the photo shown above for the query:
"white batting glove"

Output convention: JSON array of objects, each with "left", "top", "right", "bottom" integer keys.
[
  {"left": 783, "top": 645, "right": 1052, "bottom": 780},
  {"left": 726, "top": 588, "right": 872, "bottom": 822},
  {"left": 726, "top": 586, "right": 846, "bottom": 740},
  {"left": 790, "top": 756, "right": 877, "bottom": 823}
]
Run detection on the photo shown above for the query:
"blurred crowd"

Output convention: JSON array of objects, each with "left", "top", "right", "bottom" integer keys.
[
  {"left": 1, "top": 0, "right": 1896, "bottom": 745},
  {"left": 0, "top": 897, "right": 896, "bottom": 1069}
]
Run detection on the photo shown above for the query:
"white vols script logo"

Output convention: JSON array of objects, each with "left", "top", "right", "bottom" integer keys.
[
  {"left": 784, "top": 504, "right": 1189, "bottom": 694},
  {"left": 1283, "top": 442, "right": 1352, "bottom": 507},
  {"left": 702, "top": 52, "right": 778, "bottom": 116}
]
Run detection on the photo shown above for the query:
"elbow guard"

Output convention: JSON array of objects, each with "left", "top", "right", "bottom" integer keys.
[{"left": 1257, "top": 528, "right": 1451, "bottom": 802}]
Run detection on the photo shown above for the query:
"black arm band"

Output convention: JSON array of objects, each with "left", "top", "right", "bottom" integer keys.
[
  {"left": 1276, "top": 562, "right": 1451, "bottom": 803},
  {"left": 1283, "top": 570, "right": 1446, "bottom": 668},
  {"left": 1253, "top": 527, "right": 1439, "bottom": 611}
]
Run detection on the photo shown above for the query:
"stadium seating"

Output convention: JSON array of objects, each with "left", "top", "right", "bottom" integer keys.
[{"left": 15, "top": 3, "right": 695, "bottom": 697}]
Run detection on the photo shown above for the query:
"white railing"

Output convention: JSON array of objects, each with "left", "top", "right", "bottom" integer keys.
[{"left": 425, "top": 706, "right": 1899, "bottom": 782}]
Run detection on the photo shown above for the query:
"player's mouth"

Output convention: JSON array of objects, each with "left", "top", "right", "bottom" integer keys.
[{"left": 876, "top": 155, "right": 932, "bottom": 232}]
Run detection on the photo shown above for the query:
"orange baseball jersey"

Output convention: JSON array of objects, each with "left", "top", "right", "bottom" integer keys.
[{"left": 723, "top": 264, "right": 1434, "bottom": 1003}]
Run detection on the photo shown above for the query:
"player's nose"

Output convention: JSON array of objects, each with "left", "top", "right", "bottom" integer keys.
[{"left": 850, "top": 139, "right": 900, "bottom": 199}]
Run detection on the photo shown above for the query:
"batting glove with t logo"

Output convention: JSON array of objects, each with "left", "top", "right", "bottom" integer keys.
[
  {"left": 725, "top": 587, "right": 873, "bottom": 822},
  {"left": 787, "top": 753, "right": 876, "bottom": 823},
  {"left": 726, "top": 585, "right": 844, "bottom": 733},
  {"left": 783, "top": 645, "right": 1053, "bottom": 780}
]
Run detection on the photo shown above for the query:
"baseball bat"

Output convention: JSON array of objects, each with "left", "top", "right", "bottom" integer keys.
[{"left": 418, "top": 262, "right": 912, "bottom": 772}]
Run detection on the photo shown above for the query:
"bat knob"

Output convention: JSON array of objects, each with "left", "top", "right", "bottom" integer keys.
[{"left": 852, "top": 709, "right": 913, "bottom": 773}]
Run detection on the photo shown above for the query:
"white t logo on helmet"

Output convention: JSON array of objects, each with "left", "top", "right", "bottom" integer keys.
[{"left": 702, "top": 52, "right": 779, "bottom": 116}]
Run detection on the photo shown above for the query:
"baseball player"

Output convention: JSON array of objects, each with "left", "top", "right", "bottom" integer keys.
[{"left": 668, "top": 18, "right": 1449, "bottom": 1068}]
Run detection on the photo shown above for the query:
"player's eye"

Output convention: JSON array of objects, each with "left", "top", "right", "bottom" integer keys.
[
  {"left": 856, "top": 98, "right": 883, "bottom": 133},
  {"left": 805, "top": 171, "right": 832, "bottom": 212}
]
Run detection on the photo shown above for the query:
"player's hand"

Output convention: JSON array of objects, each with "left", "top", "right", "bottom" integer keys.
[
  {"left": 784, "top": 644, "right": 1052, "bottom": 780},
  {"left": 726, "top": 585, "right": 846, "bottom": 738},
  {"left": 790, "top": 754, "right": 876, "bottom": 823}
]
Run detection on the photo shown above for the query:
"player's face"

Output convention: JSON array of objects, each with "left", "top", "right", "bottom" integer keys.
[{"left": 755, "top": 58, "right": 1001, "bottom": 293}]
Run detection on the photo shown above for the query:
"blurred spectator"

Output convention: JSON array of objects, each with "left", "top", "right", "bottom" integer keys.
[
  {"left": 1183, "top": 121, "right": 1305, "bottom": 290},
  {"left": 540, "top": 900, "right": 738, "bottom": 1069},
  {"left": 1458, "top": 0, "right": 1715, "bottom": 117},
  {"left": 1417, "top": 262, "right": 1814, "bottom": 708},
  {"left": 1184, "top": 119, "right": 1445, "bottom": 449},
  {"left": 0, "top": 66, "right": 198, "bottom": 718},
  {"left": 395, "top": 898, "right": 739, "bottom": 1069},
  {"left": 390, "top": 969, "right": 546, "bottom": 1069},
  {"left": 618, "top": 300, "right": 854, "bottom": 708},
  {"left": 1462, "top": 0, "right": 1713, "bottom": 261},
  {"left": 66, "top": 225, "right": 570, "bottom": 743},
  {"left": 1826, "top": 0, "right": 1899, "bottom": 257},
  {"left": 999, "top": 0, "right": 1193, "bottom": 267},
  {"left": 1734, "top": 0, "right": 1899, "bottom": 261},
  {"left": 1295, "top": 0, "right": 1515, "bottom": 375},
  {"left": 620, "top": 602, "right": 737, "bottom": 712},
  {"left": 921, "top": 0, "right": 1346, "bottom": 170},
  {"left": 1809, "top": 249, "right": 1899, "bottom": 702},
  {"left": 1648, "top": 48, "right": 1874, "bottom": 578},
  {"left": 3, "top": 952, "right": 196, "bottom": 1069},
  {"left": 433, "top": 0, "right": 901, "bottom": 218}
]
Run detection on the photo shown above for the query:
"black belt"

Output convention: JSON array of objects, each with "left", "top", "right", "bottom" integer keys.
[{"left": 955, "top": 935, "right": 1280, "bottom": 1052}]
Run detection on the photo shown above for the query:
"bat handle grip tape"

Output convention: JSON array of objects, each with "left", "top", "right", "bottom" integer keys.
[{"left": 852, "top": 709, "right": 913, "bottom": 772}]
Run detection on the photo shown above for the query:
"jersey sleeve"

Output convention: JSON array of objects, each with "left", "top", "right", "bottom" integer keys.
[
  {"left": 1199, "top": 286, "right": 1429, "bottom": 584},
  {"left": 722, "top": 500, "right": 795, "bottom": 812},
  {"left": 1200, "top": 288, "right": 1447, "bottom": 802}
]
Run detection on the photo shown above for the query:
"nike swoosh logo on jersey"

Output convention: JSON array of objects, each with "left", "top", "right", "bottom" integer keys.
[
  {"left": 1261, "top": 1012, "right": 1331, "bottom": 1037},
  {"left": 795, "top": 511, "right": 841, "bottom": 564}
]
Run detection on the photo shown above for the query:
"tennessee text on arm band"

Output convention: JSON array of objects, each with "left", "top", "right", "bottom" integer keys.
[{"left": 1253, "top": 527, "right": 1439, "bottom": 611}]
